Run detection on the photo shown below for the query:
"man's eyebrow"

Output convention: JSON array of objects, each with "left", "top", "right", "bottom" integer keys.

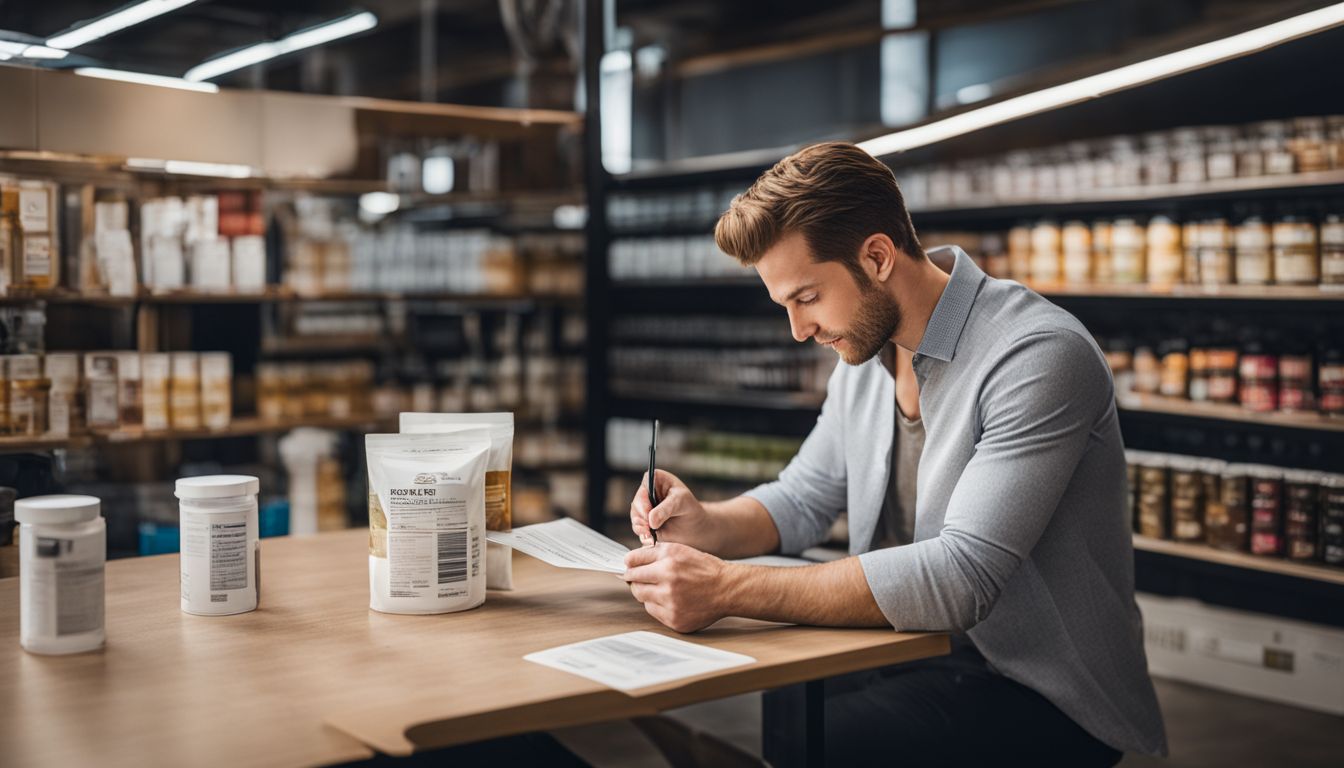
[{"left": 778, "top": 282, "right": 819, "bottom": 305}]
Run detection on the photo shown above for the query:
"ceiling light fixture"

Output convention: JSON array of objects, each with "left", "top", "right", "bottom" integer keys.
[
  {"left": 859, "top": 2, "right": 1344, "bottom": 157},
  {"left": 47, "top": 0, "right": 199, "bottom": 50},
  {"left": 75, "top": 67, "right": 219, "bottom": 93},
  {"left": 183, "top": 11, "right": 377, "bottom": 82},
  {"left": 127, "top": 157, "right": 254, "bottom": 178}
]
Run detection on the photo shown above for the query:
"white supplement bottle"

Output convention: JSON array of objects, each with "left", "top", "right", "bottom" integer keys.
[
  {"left": 17, "top": 495, "right": 106, "bottom": 655},
  {"left": 177, "top": 475, "right": 260, "bottom": 616}
]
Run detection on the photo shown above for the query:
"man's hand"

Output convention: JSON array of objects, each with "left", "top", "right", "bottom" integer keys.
[
  {"left": 630, "top": 470, "right": 716, "bottom": 551},
  {"left": 623, "top": 542, "right": 730, "bottom": 633}
]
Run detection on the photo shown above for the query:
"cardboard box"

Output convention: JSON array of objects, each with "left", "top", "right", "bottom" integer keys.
[{"left": 1138, "top": 592, "right": 1344, "bottom": 715}]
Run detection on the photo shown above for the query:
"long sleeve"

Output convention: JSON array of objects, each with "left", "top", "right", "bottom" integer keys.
[
  {"left": 743, "top": 361, "right": 850, "bottom": 554},
  {"left": 858, "top": 328, "right": 1114, "bottom": 632}
]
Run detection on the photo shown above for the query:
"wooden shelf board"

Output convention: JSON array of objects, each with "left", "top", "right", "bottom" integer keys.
[
  {"left": 909, "top": 169, "right": 1344, "bottom": 216},
  {"left": 1134, "top": 535, "right": 1344, "bottom": 586},
  {"left": 1, "top": 288, "right": 581, "bottom": 307},
  {"left": 1118, "top": 393, "right": 1344, "bottom": 432},
  {"left": 1031, "top": 281, "right": 1344, "bottom": 301}
]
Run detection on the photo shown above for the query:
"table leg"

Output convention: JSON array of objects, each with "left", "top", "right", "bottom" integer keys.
[{"left": 762, "top": 679, "right": 825, "bottom": 768}]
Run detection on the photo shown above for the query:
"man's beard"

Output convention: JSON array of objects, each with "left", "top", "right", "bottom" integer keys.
[{"left": 827, "top": 283, "right": 902, "bottom": 365}]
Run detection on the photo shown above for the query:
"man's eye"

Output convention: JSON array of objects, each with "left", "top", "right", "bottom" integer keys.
[{"left": 798, "top": 295, "right": 818, "bottom": 306}]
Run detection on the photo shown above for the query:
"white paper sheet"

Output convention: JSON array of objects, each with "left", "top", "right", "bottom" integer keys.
[
  {"left": 525, "top": 630, "right": 756, "bottom": 691},
  {"left": 487, "top": 517, "right": 630, "bottom": 574}
]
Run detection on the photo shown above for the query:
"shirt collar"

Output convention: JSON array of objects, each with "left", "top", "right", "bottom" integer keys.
[{"left": 915, "top": 245, "right": 985, "bottom": 364}]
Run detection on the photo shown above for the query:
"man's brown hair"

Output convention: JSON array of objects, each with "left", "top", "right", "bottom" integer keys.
[{"left": 714, "top": 142, "right": 923, "bottom": 285}]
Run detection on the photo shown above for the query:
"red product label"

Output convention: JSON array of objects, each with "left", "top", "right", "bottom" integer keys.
[{"left": 1251, "top": 533, "right": 1282, "bottom": 556}]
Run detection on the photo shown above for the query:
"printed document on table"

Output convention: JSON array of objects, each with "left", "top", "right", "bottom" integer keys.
[
  {"left": 487, "top": 517, "right": 630, "bottom": 574},
  {"left": 525, "top": 630, "right": 756, "bottom": 691}
]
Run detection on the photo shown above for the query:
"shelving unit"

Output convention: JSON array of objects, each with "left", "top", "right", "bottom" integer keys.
[
  {"left": 1133, "top": 535, "right": 1344, "bottom": 587},
  {"left": 0, "top": 76, "right": 591, "bottom": 555}
]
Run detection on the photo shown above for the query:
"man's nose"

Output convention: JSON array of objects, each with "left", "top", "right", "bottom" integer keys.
[{"left": 787, "top": 308, "right": 813, "bottom": 343}]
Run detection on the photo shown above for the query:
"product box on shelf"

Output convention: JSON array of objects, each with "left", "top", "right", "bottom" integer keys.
[{"left": 1138, "top": 593, "right": 1344, "bottom": 716}]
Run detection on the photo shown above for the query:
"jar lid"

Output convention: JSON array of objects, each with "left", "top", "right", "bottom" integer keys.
[
  {"left": 1197, "top": 458, "right": 1228, "bottom": 473},
  {"left": 15, "top": 494, "right": 101, "bottom": 524},
  {"left": 1247, "top": 464, "right": 1284, "bottom": 480},
  {"left": 175, "top": 474, "right": 260, "bottom": 500},
  {"left": 1282, "top": 469, "right": 1322, "bottom": 485}
]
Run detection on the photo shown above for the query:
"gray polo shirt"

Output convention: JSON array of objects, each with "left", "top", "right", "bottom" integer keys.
[{"left": 745, "top": 245, "right": 1167, "bottom": 755}]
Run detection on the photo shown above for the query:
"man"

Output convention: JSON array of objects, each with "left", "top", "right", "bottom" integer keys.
[{"left": 622, "top": 142, "right": 1166, "bottom": 764}]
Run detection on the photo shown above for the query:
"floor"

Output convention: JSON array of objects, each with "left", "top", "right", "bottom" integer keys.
[{"left": 552, "top": 678, "right": 1344, "bottom": 767}]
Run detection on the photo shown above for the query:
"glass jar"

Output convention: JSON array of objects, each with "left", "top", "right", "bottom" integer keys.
[
  {"left": 1030, "top": 221, "right": 1063, "bottom": 283},
  {"left": 1321, "top": 347, "right": 1344, "bottom": 416},
  {"left": 1197, "top": 218, "right": 1234, "bottom": 285},
  {"left": 1146, "top": 216, "right": 1183, "bottom": 284},
  {"left": 1258, "top": 120, "right": 1296, "bottom": 176},
  {"left": 1061, "top": 220, "right": 1092, "bottom": 283},
  {"left": 1271, "top": 216, "right": 1320, "bottom": 285},
  {"left": 1278, "top": 352, "right": 1315, "bottom": 413},
  {"left": 1321, "top": 214, "right": 1344, "bottom": 286},
  {"left": 1235, "top": 217, "right": 1274, "bottom": 285},
  {"left": 1111, "top": 218, "right": 1146, "bottom": 284},
  {"left": 169, "top": 352, "right": 201, "bottom": 430},
  {"left": 16, "top": 495, "right": 106, "bottom": 655},
  {"left": 1125, "top": 450, "right": 1143, "bottom": 531},
  {"left": 1188, "top": 346, "right": 1209, "bottom": 402},
  {"left": 1206, "top": 347, "right": 1239, "bottom": 403},
  {"left": 1198, "top": 457, "right": 1227, "bottom": 540},
  {"left": 1092, "top": 221, "right": 1114, "bottom": 283},
  {"left": 1322, "top": 473, "right": 1344, "bottom": 566},
  {"left": 1283, "top": 470, "right": 1321, "bottom": 562},
  {"left": 1159, "top": 339, "right": 1189, "bottom": 399},
  {"left": 1008, "top": 225, "right": 1032, "bottom": 282},
  {"left": 1238, "top": 343, "right": 1279, "bottom": 413},
  {"left": 1133, "top": 344, "right": 1161, "bottom": 395},
  {"left": 1249, "top": 465, "right": 1285, "bottom": 557},
  {"left": 1204, "top": 126, "right": 1239, "bottom": 179},
  {"left": 1169, "top": 456, "right": 1204, "bottom": 542},
  {"left": 1291, "top": 117, "right": 1330, "bottom": 173},
  {"left": 1209, "top": 463, "right": 1251, "bottom": 551},
  {"left": 1182, "top": 220, "right": 1201, "bottom": 284},
  {"left": 1137, "top": 455, "right": 1169, "bottom": 539}
]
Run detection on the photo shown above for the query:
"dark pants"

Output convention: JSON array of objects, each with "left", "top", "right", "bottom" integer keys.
[{"left": 824, "top": 639, "right": 1123, "bottom": 767}]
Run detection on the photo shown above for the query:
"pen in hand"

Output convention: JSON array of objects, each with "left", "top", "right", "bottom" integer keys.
[{"left": 647, "top": 419, "right": 660, "bottom": 545}]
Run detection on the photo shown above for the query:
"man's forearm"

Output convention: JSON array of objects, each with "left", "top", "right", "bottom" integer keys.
[
  {"left": 702, "top": 496, "right": 781, "bottom": 559},
  {"left": 718, "top": 556, "right": 889, "bottom": 627}
]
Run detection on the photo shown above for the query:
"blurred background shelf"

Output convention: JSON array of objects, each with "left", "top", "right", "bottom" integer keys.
[{"left": 1134, "top": 535, "right": 1344, "bottom": 587}]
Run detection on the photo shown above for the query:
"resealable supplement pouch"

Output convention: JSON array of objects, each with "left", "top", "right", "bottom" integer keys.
[
  {"left": 399, "top": 412, "right": 516, "bottom": 590},
  {"left": 366, "top": 431, "right": 490, "bottom": 614}
]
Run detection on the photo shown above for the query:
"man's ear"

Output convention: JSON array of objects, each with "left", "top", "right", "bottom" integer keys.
[{"left": 861, "top": 234, "right": 898, "bottom": 282}]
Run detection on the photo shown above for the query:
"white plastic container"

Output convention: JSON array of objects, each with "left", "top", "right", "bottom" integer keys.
[
  {"left": 176, "top": 475, "right": 260, "bottom": 616},
  {"left": 17, "top": 495, "right": 106, "bottom": 655}
]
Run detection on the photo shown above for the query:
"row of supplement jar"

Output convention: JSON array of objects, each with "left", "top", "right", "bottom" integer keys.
[
  {"left": 985, "top": 214, "right": 1344, "bottom": 286},
  {"left": 1107, "top": 337, "right": 1344, "bottom": 417},
  {"left": 15, "top": 475, "right": 259, "bottom": 656},
  {"left": 1126, "top": 451, "right": 1344, "bottom": 566}
]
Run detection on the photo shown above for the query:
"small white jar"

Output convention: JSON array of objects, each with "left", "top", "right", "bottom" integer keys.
[
  {"left": 17, "top": 495, "right": 106, "bottom": 655},
  {"left": 176, "top": 475, "right": 260, "bottom": 616}
]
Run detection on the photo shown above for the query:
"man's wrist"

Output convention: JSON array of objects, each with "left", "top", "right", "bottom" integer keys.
[{"left": 713, "top": 561, "right": 751, "bottom": 619}]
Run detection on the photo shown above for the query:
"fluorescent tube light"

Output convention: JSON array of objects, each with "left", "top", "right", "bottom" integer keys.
[
  {"left": 76, "top": 67, "right": 219, "bottom": 93},
  {"left": 47, "top": 0, "right": 198, "bottom": 50},
  {"left": 183, "top": 11, "right": 377, "bottom": 82},
  {"left": 859, "top": 2, "right": 1344, "bottom": 157},
  {"left": 0, "top": 41, "right": 69, "bottom": 59},
  {"left": 127, "top": 158, "right": 254, "bottom": 178}
]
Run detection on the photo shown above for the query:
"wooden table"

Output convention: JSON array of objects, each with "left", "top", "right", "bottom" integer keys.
[{"left": 0, "top": 529, "right": 949, "bottom": 767}]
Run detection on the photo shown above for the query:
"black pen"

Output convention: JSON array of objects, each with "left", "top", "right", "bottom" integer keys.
[{"left": 647, "top": 419, "right": 660, "bottom": 545}]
